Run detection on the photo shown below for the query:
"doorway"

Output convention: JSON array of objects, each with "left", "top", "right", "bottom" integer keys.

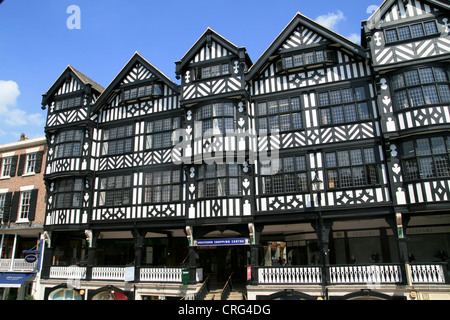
[{"left": 197, "top": 245, "right": 248, "bottom": 286}]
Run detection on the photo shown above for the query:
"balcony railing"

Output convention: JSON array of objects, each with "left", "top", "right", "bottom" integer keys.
[
  {"left": 0, "top": 259, "right": 37, "bottom": 272},
  {"left": 254, "top": 263, "right": 448, "bottom": 285},
  {"left": 47, "top": 266, "right": 194, "bottom": 283},
  {"left": 45, "top": 263, "right": 449, "bottom": 285}
]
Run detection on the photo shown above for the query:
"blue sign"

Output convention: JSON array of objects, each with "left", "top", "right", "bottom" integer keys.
[
  {"left": 195, "top": 239, "right": 248, "bottom": 246},
  {"left": 25, "top": 255, "right": 38, "bottom": 263}
]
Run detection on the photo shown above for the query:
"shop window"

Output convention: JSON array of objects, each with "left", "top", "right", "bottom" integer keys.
[{"left": 49, "top": 289, "right": 82, "bottom": 300}]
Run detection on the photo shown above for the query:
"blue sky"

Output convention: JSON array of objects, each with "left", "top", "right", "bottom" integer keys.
[{"left": 0, "top": 0, "right": 383, "bottom": 145}]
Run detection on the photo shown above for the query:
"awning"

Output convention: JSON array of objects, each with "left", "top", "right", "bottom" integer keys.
[{"left": 0, "top": 273, "right": 35, "bottom": 288}]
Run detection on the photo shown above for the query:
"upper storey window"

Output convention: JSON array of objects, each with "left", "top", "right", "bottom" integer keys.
[
  {"left": 194, "top": 63, "right": 230, "bottom": 80},
  {"left": 196, "top": 102, "right": 235, "bottom": 135},
  {"left": 55, "top": 96, "right": 82, "bottom": 111},
  {"left": 392, "top": 66, "right": 450, "bottom": 110},
  {"left": 145, "top": 117, "right": 180, "bottom": 150},
  {"left": 319, "top": 86, "right": 371, "bottom": 125},
  {"left": 257, "top": 97, "right": 303, "bottom": 133},
  {"left": 55, "top": 130, "right": 83, "bottom": 159},
  {"left": 277, "top": 49, "right": 335, "bottom": 72},
  {"left": 122, "top": 83, "right": 163, "bottom": 101},
  {"left": 385, "top": 21, "right": 439, "bottom": 43},
  {"left": 102, "top": 125, "right": 134, "bottom": 156}
]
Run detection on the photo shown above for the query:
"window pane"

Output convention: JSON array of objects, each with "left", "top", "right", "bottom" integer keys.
[
  {"left": 292, "top": 113, "right": 303, "bottom": 129},
  {"left": 291, "top": 98, "right": 301, "bottom": 111},
  {"left": 386, "top": 29, "right": 398, "bottom": 42},
  {"left": 337, "top": 151, "right": 350, "bottom": 166},
  {"left": 328, "top": 170, "right": 338, "bottom": 188},
  {"left": 409, "top": 87, "right": 425, "bottom": 107},
  {"left": 416, "top": 138, "right": 431, "bottom": 156},
  {"left": 438, "top": 85, "right": 450, "bottom": 103},
  {"left": 280, "top": 114, "right": 291, "bottom": 131},
  {"left": 419, "top": 157, "right": 434, "bottom": 178},
  {"left": 405, "top": 70, "right": 420, "bottom": 86},
  {"left": 318, "top": 93, "right": 329, "bottom": 106},
  {"left": 398, "top": 26, "right": 411, "bottom": 41},
  {"left": 342, "top": 89, "right": 354, "bottom": 103},
  {"left": 283, "top": 157, "right": 295, "bottom": 172},
  {"left": 326, "top": 153, "right": 337, "bottom": 167},
  {"left": 350, "top": 149, "right": 363, "bottom": 165},
  {"left": 296, "top": 156, "right": 306, "bottom": 171},
  {"left": 352, "top": 166, "right": 365, "bottom": 186},
  {"left": 395, "top": 90, "right": 409, "bottom": 109},
  {"left": 411, "top": 24, "right": 424, "bottom": 38},
  {"left": 419, "top": 68, "right": 434, "bottom": 84},
  {"left": 340, "top": 168, "right": 352, "bottom": 187},
  {"left": 279, "top": 99, "right": 290, "bottom": 113},
  {"left": 321, "top": 109, "right": 332, "bottom": 125},
  {"left": 431, "top": 137, "right": 446, "bottom": 154},
  {"left": 392, "top": 74, "right": 405, "bottom": 90},
  {"left": 405, "top": 159, "right": 419, "bottom": 180},
  {"left": 423, "top": 85, "right": 439, "bottom": 104},
  {"left": 330, "top": 90, "right": 342, "bottom": 105},
  {"left": 434, "top": 155, "right": 450, "bottom": 177},
  {"left": 268, "top": 101, "right": 278, "bottom": 114},
  {"left": 332, "top": 106, "right": 344, "bottom": 124},
  {"left": 424, "top": 21, "right": 438, "bottom": 35},
  {"left": 364, "top": 148, "right": 376, "bottom": 163},
  {"left": 434, "top": 68, "right": 448, "bottom": 82},
  {"left": 258, "top": 103, "right": 267, "bottom": 116},
  {"left": 344, "top": 104, "right": 357, "bottom": 122},
  {"left": 357, "top": 103, "right": 370, "bottom": 120},
  {"left": 293, "top": 54, "right": 303, "bottom": 66}
]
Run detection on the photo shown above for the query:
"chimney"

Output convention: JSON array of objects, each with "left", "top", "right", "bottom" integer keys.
[{"left": 19, "top": 133, "right": 29, "bottom": 141}]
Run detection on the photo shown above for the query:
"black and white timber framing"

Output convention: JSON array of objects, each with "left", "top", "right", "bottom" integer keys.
[{"left": 39, "top": 0, "right": 450, "bottom": 299}]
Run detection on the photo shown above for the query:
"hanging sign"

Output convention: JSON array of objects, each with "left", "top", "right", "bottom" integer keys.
[
  {"left": 24, "top": 255, "right": 38, "bottom": 264},
  {"left": 194, "top": 238, "right": 249, "bottom": 246}
]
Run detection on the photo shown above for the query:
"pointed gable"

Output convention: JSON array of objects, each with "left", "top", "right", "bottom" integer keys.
[
  {"left": 93, "top": 52, "right": 179, "bottom": 114},
  {"left": 175, "top": 28, "right": 251, "bottom": 78},
  {"left": 366, "top": 0, "right": 450, "bottom": 30},
  {"left": 42, "top": 66, "right": 104, "bottom": 108},
  {"left": 247, "top": 12, "right": 368, "bottom": 80}
]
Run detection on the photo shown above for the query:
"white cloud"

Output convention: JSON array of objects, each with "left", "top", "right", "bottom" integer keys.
[
  {"left": 0, "top": 80, "right": 44, "bottom": 129},
  {"left": 315, "top": 10, "right": 346, "bottom": 31},
  {"left": 348, "top": 33, "right": 361, "bottom": 45}
]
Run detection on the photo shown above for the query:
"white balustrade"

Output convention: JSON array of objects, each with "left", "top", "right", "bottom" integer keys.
[
  {"left": 329, "top": 265, "right": 401, "bottom": 284},
  {"left": 258, "top": 267, "right": 322, "bottom": 284},
  {"left": 49, "top": 266, "right": 87, "bottom": 280},
  {"left": 410, "top": 264, "right": 446, "bottom": 284},
  {"left": 91, "top": 267, "right": 126, "bottom": 281},
  {"left": 0, "top": 259, "right": 37, "bottom": 272},
  {"left": 140, "top": 267, "right": 184, "bottom": 282}
]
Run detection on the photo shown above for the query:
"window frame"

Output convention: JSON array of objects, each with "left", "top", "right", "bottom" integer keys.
[
  {"left": 195, "top": 102, "right": 236, "bottom": 136},
  {"left": 54, "top": 178, "right": 84, "bottom": 209},
  {"left": 1, "top": 157, "right": 12, "bottom": 177},
  {"left": 260, "top": 155, "right": 309, "bottom": 195},
  {"left": 17, "top": 191, "right": 31, "bottom": 223},
  {"left": 391, "top": 66, "right": 450, "bottom": 111},
  {"left": 197, "top": 163, "right": 242, "bottom": 198},
  {"left": 325, "top": 147, "right": 379, "bottom": 190},
  {"left": 384, "top": 20, "right": 439, "bottom": 44},
  {"left": 101, "top": 124, "right": 134, "bottom": 156},
  {"left": 143, "top": 169, "right": 181, "bottom": 204},
  {"left": 401, "top": 135, "right": 450, "bottom": 181},
  {"left": 54, "top": 129, "right": 84, "bottom": 159},
  {"left": 98, "top": 174, "right": 132, "bottom": 207},
  {"left": 145, "top": 117, "right": 180, "bottom": 150},
  {"left": 257, "top": 97, "right": 304, "bottom": 134},
  {"left": 193, "top": 62, "right": 230, "bottom": 81},
  {"left": 318, "top": 86, "right": 372, "bottom": 126}
]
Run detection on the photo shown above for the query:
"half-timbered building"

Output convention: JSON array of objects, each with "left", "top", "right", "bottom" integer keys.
[{"left": 37, "top": 0, "right": 449, "bottom": 300}]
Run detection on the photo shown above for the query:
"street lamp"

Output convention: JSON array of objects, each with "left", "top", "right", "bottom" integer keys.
[{"left": 311, "top": 170, "right": 328, "bottom": 299}]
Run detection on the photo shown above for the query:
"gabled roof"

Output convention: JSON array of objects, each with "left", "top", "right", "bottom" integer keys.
[
  {"left": 92, "top": 52, "right": 179, "bottom": 113},
  {"left": 365, "top": 0, "right": 450, "bottom": 31},
  {"left": 175, "top": 28, "right": 252, "bottom": 76},
  {"left": 246, "top": 12, "right": 369, "bottom": 80},
  {"left": 42, "top": 65, "right": 104, "bottom": 108}
]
